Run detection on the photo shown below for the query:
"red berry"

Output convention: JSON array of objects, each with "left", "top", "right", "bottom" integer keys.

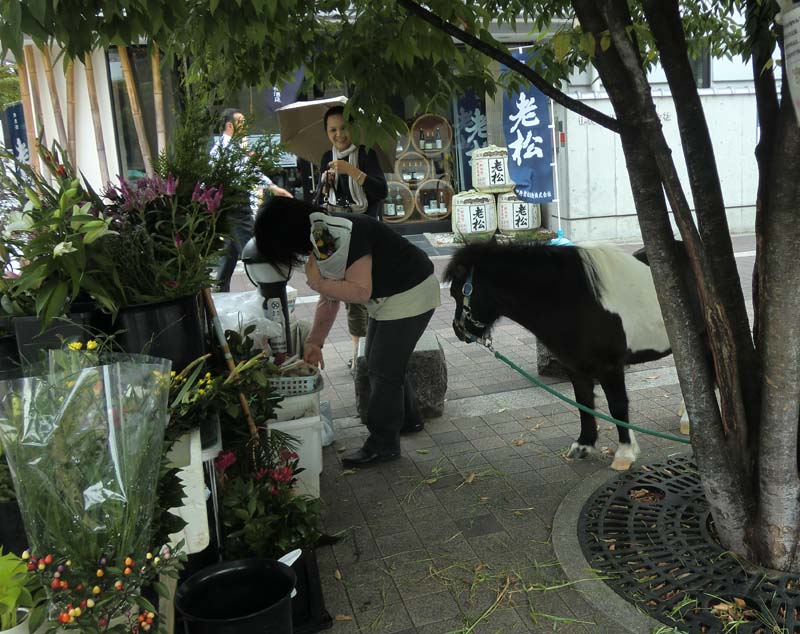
[
  {"left": 44, "top": 554, "right": 53, "bottom": 565},
  {"left": 50, "top": 579, "right": 61, "bottom": 590},
  {"left": 27, "top": 563, "right": 35, "bottom": 571}
]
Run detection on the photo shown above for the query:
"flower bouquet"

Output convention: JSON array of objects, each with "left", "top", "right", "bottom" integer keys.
[
  {"left": 0, "top": 350, "right": 182, "bottom": 632},
  {"left": 308, "top": 212, "right": 352, "bottom": 281}
]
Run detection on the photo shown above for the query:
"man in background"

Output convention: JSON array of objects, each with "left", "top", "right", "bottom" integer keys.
[{"left": 211, "top": 108, "right": 293, "bottom": 291}]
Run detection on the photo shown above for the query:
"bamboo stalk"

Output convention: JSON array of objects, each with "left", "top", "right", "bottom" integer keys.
[
  {"left": 15, "top": 59, "right": 40, "bottom": 173},
  {"left": 84, "top": 52, "right": 110, "bottom": 186},
  {"left": 39, "top": 44, "right": 68, "bottom": 147},
  {"left": 65, "top": 59, "right": 76, "bottom": 165},
  {"left": 118, "top": 46, "right": 154, "bottom": 176},
  {"left": 23, "top": 45, "right": 47, "bottom": 152},
  {"left": 201, "top": 288, "right": 259, "bottom": 440},
  {"left": 151, "top": 46, "right": 166, "bottom": 155}
]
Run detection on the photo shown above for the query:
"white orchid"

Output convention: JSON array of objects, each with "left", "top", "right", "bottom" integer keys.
[
  {"left": 1, "top": 210, "right": 34, "bottom": 239},
  {"left": 53, "top": 241, "right": 77, "bottom": 257}
]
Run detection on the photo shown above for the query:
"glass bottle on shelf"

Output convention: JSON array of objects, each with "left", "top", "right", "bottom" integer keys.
[
  {"left": 418, "top": 129, "right": 425, "bottom": 151},
  {"left": 434, "top": 127, "right": 442, "bottom": 150},
  {"left": 395, "top": 191, "right": 404, "bottom": 216},
  {"left": 385, "top": 193, "right": 396, "bottom": 217},
  {"left": 396, "top": 136, "right": 404, "bottom": 154}
]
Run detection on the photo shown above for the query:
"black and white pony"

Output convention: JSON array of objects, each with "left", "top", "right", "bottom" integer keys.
[{"left": 444, "top": 241, "right": 690, "bottom": 471}]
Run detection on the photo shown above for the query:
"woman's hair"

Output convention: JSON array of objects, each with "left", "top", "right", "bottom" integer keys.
[
  {"left": 323, "top": 105, "right": 348, "bottom": 130},
  {"left": 254, "top": 197, "right": 320, "bottom": 269}
]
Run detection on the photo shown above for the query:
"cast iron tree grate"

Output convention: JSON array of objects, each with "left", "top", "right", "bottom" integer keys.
[{"left": 578, "top": 455, "right": 800, "bottom": 633}]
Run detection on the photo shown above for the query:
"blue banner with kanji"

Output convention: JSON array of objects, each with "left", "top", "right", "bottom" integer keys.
[
  {"left": 454, "top": 90, "right": 487, "bottom": 190},
  {"left": 501, "top": 50, "right": 555, "bottom": 204},
  {"left": 3, "top": 102, "right": 30, "bottom": 164}
]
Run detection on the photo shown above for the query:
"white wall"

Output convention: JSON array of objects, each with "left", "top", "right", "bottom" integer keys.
[
  {"left": 547, "top": 89, "right": 758, "bottom": 242},
  {"left": 24, "top": 44, "right": 120, "bottom": 191}
]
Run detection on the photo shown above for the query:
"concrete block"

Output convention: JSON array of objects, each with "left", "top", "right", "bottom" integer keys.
[{"left": 355, "top": 331, "right": 448, "bottom": 421}]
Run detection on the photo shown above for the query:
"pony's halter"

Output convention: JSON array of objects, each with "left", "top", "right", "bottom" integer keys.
[{"left": 457, "top": 268, "right": 492, "bottom": 348}]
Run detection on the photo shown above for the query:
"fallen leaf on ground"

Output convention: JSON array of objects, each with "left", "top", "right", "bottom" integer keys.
[
  {"left": 464, "top": 473, "right": 476, "bottom": 484},
  {"left": 513, "top": 438, "right": 525, "bottom": 446},
  {"left": 646, "top": 375, "right": 660, "bottom": 380},
  {"left": 415, "top": 449, "right": 430, "bottom": 455},
  {"left": 424, "top": 477, "right": 438, "bottom": 485},
  {"left": 335, "top": 615, "right": 353, "bottom": 621},
  {"left": 341, "top": 469, "right": 358, "bottom": 476},
  {"left": 498, "top": 407, "right": 508, "bottom": 413},
  {"left": 334, "top": 569, "right": 342, "bottom": 580},
  {"left": 479, "top": 496, "right": 490, "bottom": 502},
  {"left": 336, "top": 446, "right": 347, "bottom": 453},
  {"left": 600, "top": 447, "right": 615, "bottom": 457}
]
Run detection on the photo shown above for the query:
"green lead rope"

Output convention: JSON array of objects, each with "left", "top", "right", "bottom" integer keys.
[{"left": 490, "top": 348, "right": 692, "bottom": 445}]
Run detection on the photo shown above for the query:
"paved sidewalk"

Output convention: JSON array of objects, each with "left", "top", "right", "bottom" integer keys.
[{"left": 234, "top": 233, "right": 756, "bottom": 633}]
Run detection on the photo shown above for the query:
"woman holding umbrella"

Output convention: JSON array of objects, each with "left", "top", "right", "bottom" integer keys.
[
  {"left": 318, "top": 105, "right": 388, "bottom": 368},
  {"left": 254, "top": 196, "right": 439, "bottom": 467}
]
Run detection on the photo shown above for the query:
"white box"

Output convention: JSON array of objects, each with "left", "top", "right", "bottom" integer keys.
[{"left": 270, "top": 415, "right": 323, "bottom": 498}]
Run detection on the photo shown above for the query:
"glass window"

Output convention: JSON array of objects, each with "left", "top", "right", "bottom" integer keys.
[{"left": 107, "top": 47, "right": 176, "bottom": 180}]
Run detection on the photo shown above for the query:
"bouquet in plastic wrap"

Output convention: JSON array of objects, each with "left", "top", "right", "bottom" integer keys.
[{"left": 0, "top": 350, "right": 183, "bottom": 632}]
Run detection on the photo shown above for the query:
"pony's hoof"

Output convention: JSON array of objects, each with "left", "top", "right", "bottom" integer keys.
[
  {"left": 566, "top": 442, "right": 594, "bottom": 459},
  {"left": 610, "top": 455, "right": 635, "bottom": 471},
  {"left": 610, "top": 437, "right": 639, "bottom": 471}
]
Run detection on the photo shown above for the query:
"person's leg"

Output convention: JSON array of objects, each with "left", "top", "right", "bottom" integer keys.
[
  {"left": 215, "top": 208, "right": 254, "bottom": 292},
  {"left": 342, "top": 309, "right": 434, "bottom": 466},
  {"left": 346, "top": 302, "right": 368, "bottom": 370},
  {"left": 401, "top": 375, "right": 424, "bottom": 434}
]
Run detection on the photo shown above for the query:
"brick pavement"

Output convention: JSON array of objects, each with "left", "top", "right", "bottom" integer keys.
[{"left": 233, "top": 233, "right": 756, "bottom": 633}]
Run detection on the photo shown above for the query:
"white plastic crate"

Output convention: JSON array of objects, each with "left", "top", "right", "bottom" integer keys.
[
  {"left": 270, "top": 415, "right": 323, "bottom": 498},
  {"left": 268, "top": 373, "right": 319, "bottom": 396}
]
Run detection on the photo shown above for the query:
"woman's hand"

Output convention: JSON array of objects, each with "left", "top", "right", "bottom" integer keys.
[
  {"left": 305, "top": 256, "right": 322, "bottom": 292},
  {"left": 303, "top": 342, "right": 325, "bottom": 369},
  {"left": 328, "top": 159, "right": 360, "bottom": 179}
]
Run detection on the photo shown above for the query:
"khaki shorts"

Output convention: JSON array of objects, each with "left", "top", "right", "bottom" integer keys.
[{"left": 346, "top": 302, "right": 369, "bottom": 337}]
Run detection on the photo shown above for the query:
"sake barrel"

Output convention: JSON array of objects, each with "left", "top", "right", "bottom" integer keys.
[
  {"left": 394, "top": 151, "right": 432, "bottom": 186},
  {"left": 382, "top": 182, "right": 414, "bottom": 223},
  {"left": 472, "top": 145, "right": 515, "bottom": 193},
  {"left": 451, "top": 190, "right": 497, "bottom": 242},
  {"left": 497, "top": 192, "right": 541, "bottom": 235},
  {"left": 415, "top": 179, "right": 454, "bottom": 220}
]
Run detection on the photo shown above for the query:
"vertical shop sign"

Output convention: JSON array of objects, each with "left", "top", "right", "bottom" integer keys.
[
  {"left": 501, "top": 50, "right": 555, "bottom": 203},
  {"left": 3, "top": 103, "right": 30, "bottom": 164},
  {"left": 455, "top": 90, "right": 487, "bottom": 190}
]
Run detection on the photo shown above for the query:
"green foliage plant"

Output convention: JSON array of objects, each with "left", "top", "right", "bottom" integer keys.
[
  {"left": 0, "top": 142, "right": 119, "bottom": 325},
  {"left": 0, "top": 548, "right": 35, "bottom": 630}
]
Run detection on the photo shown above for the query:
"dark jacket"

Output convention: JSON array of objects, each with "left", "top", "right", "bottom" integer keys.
[{"left": 319, "top": 146, "right": 387, "bottom": 219}]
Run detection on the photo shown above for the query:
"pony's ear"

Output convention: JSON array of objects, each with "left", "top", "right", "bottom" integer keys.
[{"left": 444, "top": 262, "right": 469, "bottom": 284}]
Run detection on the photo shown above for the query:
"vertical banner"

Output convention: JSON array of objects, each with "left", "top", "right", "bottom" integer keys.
[
  {"left": 501, "top": 50, "right": 555, "bottom": 203},
  {"left": 455, "top": 90, "right": 487, "bottom": 190},
  {"left": 265, "top": 68, "right": 305, "bottom": 114},
  {"left": 3, "top": 103, "right": 30, "bottom": 164}
]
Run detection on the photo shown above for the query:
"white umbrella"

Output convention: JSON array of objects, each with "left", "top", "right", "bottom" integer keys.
[{"left": 277, "top": 96, "right": 394, "bottom": 172}]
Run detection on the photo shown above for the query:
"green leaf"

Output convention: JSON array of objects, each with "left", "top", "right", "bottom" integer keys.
[
  {"left": 41, "top": 281, "right": 68, "bottom": 327},
  {"left": 153, "top": 581, "right": 171, "bottom": 600},
  {"left": 580, "top": 32, "right": 596, "bottom": 57},
  {"left": 26, "top": 0, "right": 47, "bottom": 24},
  {"left": 600, "top": 32, "right": 612, "bottom": 52},
  {"left": 552, "top": 32, "right": 571, "bottom": 61}
]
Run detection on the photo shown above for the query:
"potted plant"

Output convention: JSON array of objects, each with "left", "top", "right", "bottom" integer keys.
[
  {"left": 0, "top": 347, "right": 183, "bottom": 632},
  {"left": 0, "top": 549, "right": 40, "bottom": 634},
  {"left": 0, "top": 142, "right": 119, "bottom": 366},
  {"left": 99, "top": 174, "right": 223, "bottom": 372}
]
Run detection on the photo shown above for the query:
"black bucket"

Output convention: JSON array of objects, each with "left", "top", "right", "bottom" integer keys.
[
  {"left": 175, "top": 558, "right": 295, "bottom": 634},
  {"left": 113, "top": 294, "right": 206, "bottom": 373}
]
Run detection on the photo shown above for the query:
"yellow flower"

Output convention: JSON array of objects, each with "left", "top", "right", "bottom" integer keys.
[
  {"left": 205, "top": 372, "right": 212, "bottom": 379},
  {"left": 170, "top": 371, "right": 176, "bottom": 377},
  {"left": 86, "top": 340, "right": 98, "bottom": 350},
  {"left": 67, "top": 341, "right": 82, "bottom": 351},
  {"left": 197, "top": 389, "right": 205, "bottom": 396}
]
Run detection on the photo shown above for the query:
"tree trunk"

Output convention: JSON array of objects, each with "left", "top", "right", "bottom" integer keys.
[
  {"left": 572, "top": 0, "right": 755, "bottom": 559},
  {"left": 756, "top": 79, "right": 800, "bottom": 571},
  {"left": 83, "top": 52, "right": 111, "bottom": 187},
  {"left": 22, "top": 45, "right": 47, "bottom": 158},
  {"left": 39, "top": 44, "right": 68, "bottom": 149},
  {"left": 118, "top": 46, "right": 154, "bottom": 176}
]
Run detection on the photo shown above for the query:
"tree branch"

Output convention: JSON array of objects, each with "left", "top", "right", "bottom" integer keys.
[{"left": 395, "top": 0, "right": 624, "bottom": 134}]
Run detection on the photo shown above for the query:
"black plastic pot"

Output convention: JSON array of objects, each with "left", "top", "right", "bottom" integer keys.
[
  {"left": 13, "top": 307, "right": 95, "bottom": 367},
  {"left": 291, "top": 550, "right": 332, "bottom": 634},
  {"left": 113, "top": 295, "right": 206, "bottom": 373},
  {"left": 0, "top": 500, "right": 28, "bottom": 555},
  {"left": 175, "top": 558, "right": 295, "bottom": 634}
]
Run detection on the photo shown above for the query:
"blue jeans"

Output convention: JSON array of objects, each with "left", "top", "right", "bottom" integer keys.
[
  {"left": 215, "top": 208, "right": 254, "bottom": 292},
  {"left": 362, "top": 309, "right": 434, "bottom": 454}
]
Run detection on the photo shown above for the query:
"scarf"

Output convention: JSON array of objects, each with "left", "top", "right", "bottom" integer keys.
[{"left": 328, "top": 144, "right": 369, "bottom": 213}]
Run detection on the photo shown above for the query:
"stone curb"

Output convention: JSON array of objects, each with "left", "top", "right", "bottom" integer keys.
[{"left": 552, "top": 467, "right": 665, "bottom": 634}]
